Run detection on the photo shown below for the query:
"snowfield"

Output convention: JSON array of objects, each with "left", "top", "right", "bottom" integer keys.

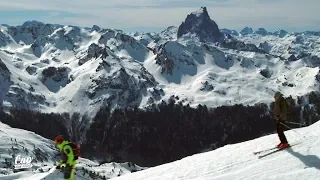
[{"left": 112, "top": 121, "right": 320, "bottom": 180}]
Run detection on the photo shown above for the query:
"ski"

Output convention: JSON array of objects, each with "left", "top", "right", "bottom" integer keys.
[
  {"left": 253, "top": 142, "right": 301, "bottom": 155},
  {"left": 256, "top": 142, "right": 301, "bottom": 158},
  {"left": 253, "top": 146, "right": 278, "bottom": 155},
  {"left": 258, "top": 147, "right": 287, "bottom": 159}
]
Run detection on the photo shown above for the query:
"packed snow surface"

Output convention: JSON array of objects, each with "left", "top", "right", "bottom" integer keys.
[{"left": 113, "top": 121, "right": 320, "bottom": 180}]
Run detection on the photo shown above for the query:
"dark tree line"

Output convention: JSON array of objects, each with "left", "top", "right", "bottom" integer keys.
[
  {"left": 1, "top": 93, "right": 320, "bottom": 167},
  {"left": 82, "top": 95, "right": 320, "bottom": 167},
  {"left": 0, "top": 108, "right": 90, "bottom": 143},
  {"left": 0, "top": 109, "right": 70, "bottom": 141}
]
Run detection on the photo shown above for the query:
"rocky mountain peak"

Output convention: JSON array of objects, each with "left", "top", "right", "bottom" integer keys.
[
  {"left": 177, "top": 7, "right": 223, "bottom": 42},
  {"left": 240, "top": 27, "right": 254, "bottom": 35},
  {"left": 254, "top": 28, "right": 268, "bottom": 36},
  {"left": 21, "top": 20, "right": 45, "bottom": 28},
  {"left": 92, "top": 25, "right": 101, "bottom": 32},
  {"left": 191, "top": 6, "right": 209, "bottom": 18},
  {"left": 273, "top": 29, "right": 288, "bottom": 38}
]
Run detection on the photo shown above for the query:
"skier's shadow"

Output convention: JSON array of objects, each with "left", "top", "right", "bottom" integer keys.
[{"left": 286, "top": 148, "right": 320, "bottom": 170}]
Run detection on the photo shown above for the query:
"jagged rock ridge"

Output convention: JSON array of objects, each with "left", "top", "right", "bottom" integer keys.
[{"left": 177, "top": 7, "right": 223, "bottom": 42}]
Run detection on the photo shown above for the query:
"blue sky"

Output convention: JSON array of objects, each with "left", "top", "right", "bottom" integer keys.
[{"left": 0, "top": 0, "right": 319, "bottom": 33}]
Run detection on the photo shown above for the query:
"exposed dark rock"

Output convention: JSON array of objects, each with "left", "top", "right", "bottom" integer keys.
[
  {"left": 200, "top": 81, "right": 214, "bottom": 91},
  {"left": 220, "top": 35, "right": 266, "bottom": 53},
  {"left": 26, "top": 66, "right": 37, "bottom": 75},
  {"left": 282, "top": 82, "right": 295, "bottom": 87},
  {"left": 0, "top": 58, "right": 10, "bottom": 73},
  {"left": 259, "top": 41, "right": 272, "bottom": 53},
  {"left": 254, "top": 28, "right": 268, "bottom": 36},
  {"left": 297, "top": 52, "right": 311, "bottom": 59},
  {"left": 220, "top": 28, "right": 239, "bottom": 36},
  {"left": 98, "top": 30, "right": 115, "bottom": 44},
  {"left": 288, "top": 54, "right": 298, "bottom": 61},
  {"left": 92, "top": 25, "right": 101, "bottom": 32},
  {"left": 240, "top": 27, "right": 253, "bottom": 35},
  {"left": 273, "top": 29, "right": 288, "bottom": 38},
  {"left": 154, "top": 41, "right": 196, "bottom": 78},
  {"left": 177, "top": 7, "right": 223, "bottom": 42},
  {"left": 40, "top": 59, "right": 50, "bottom": 64},
  {"left": 260, "top": 68, "right": 272, "bottom": 78},
  {"left": 42, "top": 66, "right": 70, "bottom": 82},
  {"left": 78, "top": 43, "right": 109, "bottom": 66}
]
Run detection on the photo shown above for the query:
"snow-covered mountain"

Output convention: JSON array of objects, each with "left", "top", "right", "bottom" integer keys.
[
  {"left": 224, "top": 26, "right": 320, "bottom": 38},
  {"left": 0, "top": 121, "right": 145, "bottom": 179},
  {"left": 0, "top": 7, "right": 320, "bottom": 119},
  {"left": 0, "top": 22, "right": 163, "bottom": 117},
  {"left": 112, "top": 121, "right": 320, "bottom": 180}
]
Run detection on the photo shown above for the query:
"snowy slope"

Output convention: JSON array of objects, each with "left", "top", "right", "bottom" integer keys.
[
  {"left": 1, "top": 160, "right": 145, "bottom": 180},
  {"left": 237, "top": 33, "right": 320, "bottom": 61},
  {"left": 0, "top": 7, "right": 320, "bottom": 118},
  {"left": 145, "top": 41, "right": 319, "bottom": 108},
  {"left": 0, "top": 22, "right": 163, "bottom": 118},
  {"left": 0, "top": 122, "right": 145, "bottom": 179},
  {"left": 113, "top": 121, "right": 320, "bottom": 180},
  {"left": 0, "top": 121, "right": 57, "bottom": 176}
]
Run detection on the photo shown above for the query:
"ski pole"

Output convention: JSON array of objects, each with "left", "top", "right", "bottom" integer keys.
[
  {"left": 285, "top": 121, "right": 306, "bottom": 126},
  {"left": 280, "top": 122, "right": 306, "bottom": 139}
]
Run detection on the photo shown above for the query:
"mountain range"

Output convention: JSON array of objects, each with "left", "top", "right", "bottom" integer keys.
[{"left": 1, "top": 7, "right": 320, "bottom": 119}]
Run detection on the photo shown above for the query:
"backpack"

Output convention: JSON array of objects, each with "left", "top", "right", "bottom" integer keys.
[
  {"left": 283, "top": 97, "right": 290, "bottom": 117},
  {"left": 68, "top": 142, "right": 80, "bottom": 160}
]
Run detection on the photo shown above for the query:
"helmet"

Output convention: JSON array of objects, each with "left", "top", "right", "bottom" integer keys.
[{"left": 54, "top": 135, "right": 64, "bottom": 144}]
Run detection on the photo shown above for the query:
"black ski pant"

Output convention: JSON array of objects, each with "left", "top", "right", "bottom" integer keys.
[
  {"left": 276, "top": 121, "right": 288, "bottom": 144},
  {"left": 63, "top": 164, "right": 75, "bottom": 180}
]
